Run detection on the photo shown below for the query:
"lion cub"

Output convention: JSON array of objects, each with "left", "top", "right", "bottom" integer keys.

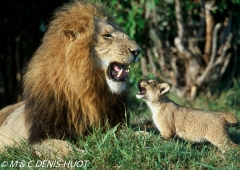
[{"left": 136, "top": 79, "right": 239, "bottom": 150}]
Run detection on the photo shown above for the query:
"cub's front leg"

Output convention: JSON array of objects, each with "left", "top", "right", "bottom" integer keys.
[{"left": 159, "top": 127, "right": 175, "bottom": 140}]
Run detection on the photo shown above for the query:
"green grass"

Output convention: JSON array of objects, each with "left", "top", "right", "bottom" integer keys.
[{"left": 0, "top": 125, "right": 239, "bottom": 169}]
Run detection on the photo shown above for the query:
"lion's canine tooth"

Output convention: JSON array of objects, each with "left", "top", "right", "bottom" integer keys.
[{"left": 117, "top": 69, "right": 123, "bottom": 78}]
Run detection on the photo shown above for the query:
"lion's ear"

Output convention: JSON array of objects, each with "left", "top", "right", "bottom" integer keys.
[
  {"left": 63, "top": 29, "right": 80, "bottom": 41},
  {"left": 158, "top": 83, "right": 170, "bottom": 95}
]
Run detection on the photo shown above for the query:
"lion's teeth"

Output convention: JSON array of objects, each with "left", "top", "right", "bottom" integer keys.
[{"left": 117, "top": 69, "right": 123, "bottom": 78}]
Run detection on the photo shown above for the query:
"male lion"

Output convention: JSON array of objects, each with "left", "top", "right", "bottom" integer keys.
[
  {"left": 136, "top": 79, "right": 239, "bottom": 150},
  {"left": 0, "top": 1, "right": 140, "bottom": 156}
]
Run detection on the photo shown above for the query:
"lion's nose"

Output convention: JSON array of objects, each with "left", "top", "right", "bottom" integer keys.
[{"left": 129, "top": 47, "right": 141, "bottom": 62}]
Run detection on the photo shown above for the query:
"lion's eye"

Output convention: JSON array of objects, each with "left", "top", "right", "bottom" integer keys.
[{"left": 103, "top": 34, "right": 113, "bottom": 39}]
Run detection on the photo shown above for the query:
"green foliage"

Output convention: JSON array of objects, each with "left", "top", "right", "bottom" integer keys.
[
  {"left": 212, "top": 0, "right": 240, "bottom": 18},
  {"left": 108, "top": 0, "right": 175, "bottom": 44}
]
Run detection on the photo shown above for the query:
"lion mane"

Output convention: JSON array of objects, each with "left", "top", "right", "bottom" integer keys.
[{"left": 22, "top": 1, "right": 140, "bottom": 144}]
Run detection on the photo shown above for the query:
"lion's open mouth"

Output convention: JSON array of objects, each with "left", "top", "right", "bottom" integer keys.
[{"left": 108, "top": 62, "right": 130, "bottom": 82}]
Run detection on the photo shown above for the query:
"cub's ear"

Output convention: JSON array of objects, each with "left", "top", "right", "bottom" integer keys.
[
  {"left": 63, "top": 29, "right": 80, "bottom": 41},
  {"left": 158, "top": 83, "right": 170, "bottom": 95}
]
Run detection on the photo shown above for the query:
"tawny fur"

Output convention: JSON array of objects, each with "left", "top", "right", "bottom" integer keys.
[
  {"left": 0, "top": 102, "right": 23, "bottom": 126},
  {"left": 0, "top": 0, "right": 140, "bottom": 155},
  {"left": 136, "top": 79, "right": 239, "bottom": 150}
]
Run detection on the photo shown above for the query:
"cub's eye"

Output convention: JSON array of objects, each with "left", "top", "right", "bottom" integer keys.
[
  {"left": 103, "top": 34, "right": 113, "bottom": 39},
  {"left": 147, "top": 81, "right": 154, "bottom": 85}
]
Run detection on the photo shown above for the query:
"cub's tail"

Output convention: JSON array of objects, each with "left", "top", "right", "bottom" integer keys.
[{"left": 218, "top": 112, "right": 239, "bottom": 127}]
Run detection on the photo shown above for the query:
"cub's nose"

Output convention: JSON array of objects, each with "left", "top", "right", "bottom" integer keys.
[{"left": 129, "top": 47, "right": 141, "bottom": 62}]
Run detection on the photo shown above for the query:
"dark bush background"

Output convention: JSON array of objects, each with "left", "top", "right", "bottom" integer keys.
[{"left": 0, "top": 1, "right": 69, "bottom": 107}]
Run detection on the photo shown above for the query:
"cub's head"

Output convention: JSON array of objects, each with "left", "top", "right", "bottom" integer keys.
[
  {"left": 136, "top": 79, "right": 170, "bottom": 102},
  {"left": 94, "top": 19, "right": 141, "bottom": 94}
]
